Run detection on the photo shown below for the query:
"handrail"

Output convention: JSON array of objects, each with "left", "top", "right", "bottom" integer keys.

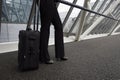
[{"left": 59, "top": 0, "right": 119, "bottom": 21}]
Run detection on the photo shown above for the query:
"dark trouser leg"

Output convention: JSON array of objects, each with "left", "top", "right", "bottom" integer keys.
[
  {"left": 40, "top": 14, "right": 51, "bottom": 62},
  {"left": 52, "top": 9, "right": 65, "bottom": 58}
]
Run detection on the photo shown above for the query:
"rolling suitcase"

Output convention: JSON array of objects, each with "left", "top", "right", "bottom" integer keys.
[
  {"left": 18, "top": 30, "right": 40, "bottom": 71},
  {"left": 18, "top": 0, "right": 40, "bottom": 71}
]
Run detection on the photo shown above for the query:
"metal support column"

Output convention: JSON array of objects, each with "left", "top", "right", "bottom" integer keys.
[
  {"left": 85, "top": 0, "right": 100, "bottom": 23},
  {"left": 75, "top": 0, "right": 89, "bottom": 41},
  {"left": 66, "top": 11, "right": 81, "bottom": 37},
  {"left": 63, "top": 0, "right": 77, "bottom": 28}
]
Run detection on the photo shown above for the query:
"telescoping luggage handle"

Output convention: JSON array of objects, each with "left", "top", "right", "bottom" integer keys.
[
  {"left": 26, "top": 0, "right": 40, "bottom": 31},
  {"left": 36, "top": 0, "right": 40, "bottom": 31}
]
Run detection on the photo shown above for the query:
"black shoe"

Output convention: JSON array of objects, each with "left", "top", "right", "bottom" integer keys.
[
  {"left": 45, "top": 60, "right": 54, "bottom": 64},
  {"left": 61, "top": 57, "right": 68, "bottom": 60},
  {"left": 56, "top": 57, "right": 68, "bottom": 61}
]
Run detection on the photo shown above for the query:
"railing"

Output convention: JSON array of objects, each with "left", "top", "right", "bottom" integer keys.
[
  {"left": 90, "top": 4, "right": 120, "bottom": 35},
  {"left": 60, "top": 0, "right": 120, "bottom": 41}
]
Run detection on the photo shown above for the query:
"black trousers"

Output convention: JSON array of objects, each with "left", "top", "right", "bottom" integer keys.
[{"left": 39, "top": 0, "right": 65, "bottom": 61}]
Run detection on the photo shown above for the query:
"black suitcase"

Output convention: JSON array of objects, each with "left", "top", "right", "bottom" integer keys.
[
  {"left": 18, "top": 0, "right": 40, "bottom": 71},
  {"left": 18, "top": 30, "right": 40, "bottom": 70}
]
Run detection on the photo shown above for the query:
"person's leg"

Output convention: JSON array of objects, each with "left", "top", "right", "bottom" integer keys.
[
  {"left": 52, "top": 9, "right": 65, "bottom": 58},
  {"left": 39, "top": 16, "right": 51, "bottom": 62},
  {"left": 39, "top": 1, "right": 55, "bottom": 62},
  {"left": 38, "top": 0, "right": 56, "bottom": 64}
]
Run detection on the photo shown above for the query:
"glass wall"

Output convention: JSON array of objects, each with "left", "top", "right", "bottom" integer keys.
[
  {"left": 1, "top": 0, "right": 32, "bottom": 24},
  {"left": 0, "top": 0, "right": 33, "bottom": 43}
]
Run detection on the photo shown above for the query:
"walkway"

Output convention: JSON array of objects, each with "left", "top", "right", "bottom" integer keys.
[{"left": 0, "top": 35, "right": 120, "bottom": 80}]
